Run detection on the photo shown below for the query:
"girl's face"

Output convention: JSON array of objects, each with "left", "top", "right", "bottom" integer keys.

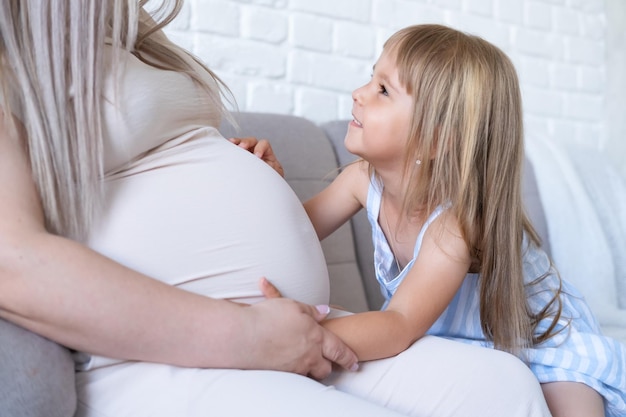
[{"left": 345, "top": 49, "right": 414, "bottom": 170}]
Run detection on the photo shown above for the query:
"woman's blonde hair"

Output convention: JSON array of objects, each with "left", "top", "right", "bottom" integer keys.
[
  {"left": 0, "top": 0, "right": 232, "bottom": 240},
  {"left": 385, "top": 24, "right": 561, "bottom": 354}
]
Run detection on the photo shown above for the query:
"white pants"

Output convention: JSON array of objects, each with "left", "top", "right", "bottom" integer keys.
[{"left": 76, "top": 336, "right": 551, "bottom": 417}]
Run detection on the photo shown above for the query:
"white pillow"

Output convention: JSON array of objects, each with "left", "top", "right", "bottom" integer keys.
[{"left": 525, "top": 136, "right": 626, "bottom": 343}]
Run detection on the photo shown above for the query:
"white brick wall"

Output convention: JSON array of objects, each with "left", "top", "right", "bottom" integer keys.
[
  {"left": 165, "top": 0, "right": 623, "bottom": 162},
  {"left": 606, "top": 0, "right": 626, "bottom": 179}
]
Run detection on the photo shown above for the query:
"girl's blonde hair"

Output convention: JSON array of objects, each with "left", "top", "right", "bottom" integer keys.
[
  {"left": 0, "top": 0, "right": 232, "bottom": 240},
  {"left": 385, "top": 24, "right": 561, "bottom": 354}
]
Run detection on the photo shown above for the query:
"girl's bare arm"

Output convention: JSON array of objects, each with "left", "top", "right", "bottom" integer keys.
[
  {"left": 304, "top": 161, "right": 368, "bottom": 240},
  {"left": 323, "top": 213, "right": 471, "bottom": 361}
]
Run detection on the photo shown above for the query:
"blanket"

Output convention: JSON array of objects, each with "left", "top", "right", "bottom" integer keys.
[{"left": 525, "top": 135, "right": 626, "bottom": 344}]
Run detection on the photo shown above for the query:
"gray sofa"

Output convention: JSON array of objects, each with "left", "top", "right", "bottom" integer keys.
[{"left": 1, "top": 111, "right": 551, "bottom": 417}]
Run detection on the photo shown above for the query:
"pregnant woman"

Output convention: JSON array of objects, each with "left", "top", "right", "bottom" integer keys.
[{"left": 0, "top": 2, "right": 551, "bottom": 416}]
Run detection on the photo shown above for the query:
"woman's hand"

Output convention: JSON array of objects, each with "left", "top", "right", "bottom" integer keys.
[
  {"left": 229, "top": 137, "right": 284, "bottom": 177},
  {"left": 260, "top": 277, "right": 347, "bottom": 312},
  {"left": 259, "top": 276, "right": 283, "bottom": 298},
  {"left": 253, "top": 277, "right": 358, "bottom": 378},
  {"left": 244, "top": 297, "right": 358, "bottom": 379}
]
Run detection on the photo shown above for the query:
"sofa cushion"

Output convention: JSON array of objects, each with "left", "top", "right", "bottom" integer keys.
[{"left": 0, "top": 319, "right": 76, "bottom": 417}]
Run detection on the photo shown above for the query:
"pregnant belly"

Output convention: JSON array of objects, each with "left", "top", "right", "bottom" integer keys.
[{"left": 88, "top": 131, "right": 329, "bottom": 306}]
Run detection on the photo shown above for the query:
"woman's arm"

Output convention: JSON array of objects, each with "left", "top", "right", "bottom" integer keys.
[
  {"left": 304, "top": 161, "right": 368, "bottom": 240},
  {"left": 323, "top": 213, "right": 471, "bottom": 361},
  {"left": 0, "top": 113, "right": 356, "bottom": 378}
]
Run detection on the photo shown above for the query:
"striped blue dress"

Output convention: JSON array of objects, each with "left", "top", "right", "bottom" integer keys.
[{"left": 366, "top": 178, "right": 626, "bottom": 417}]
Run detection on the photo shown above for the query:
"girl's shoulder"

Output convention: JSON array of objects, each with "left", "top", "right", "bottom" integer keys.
[
  {"left": 419, "top": 207, "right": 471, "bottom": 268},
  {"left": 337, "top": 159, "right": 372, "bottom": 205}
]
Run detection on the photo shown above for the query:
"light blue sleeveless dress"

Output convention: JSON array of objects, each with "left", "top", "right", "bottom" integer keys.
[{"left": 366, "top": 178, "right": 626, "bottom": 417}]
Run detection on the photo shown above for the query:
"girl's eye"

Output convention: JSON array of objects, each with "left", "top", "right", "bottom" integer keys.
[{"left": 379, "top": 84, "right": 388, "bottom": 96}]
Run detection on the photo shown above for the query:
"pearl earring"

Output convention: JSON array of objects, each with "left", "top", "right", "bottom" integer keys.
[{"left": 416, "top": 159, "right": 421, "bottom": 165}]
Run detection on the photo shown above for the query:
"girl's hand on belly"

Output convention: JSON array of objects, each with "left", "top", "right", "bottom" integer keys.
[{"left": 228, "top": 137, "right": 284, "bottom": 177}]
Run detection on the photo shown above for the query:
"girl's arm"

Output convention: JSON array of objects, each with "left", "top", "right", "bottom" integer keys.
[
  {"left": 323, "top": 212, "right": 471, "bottom": 361},
  {"left": 0, "top": 113, "right": 356, "bottom": 378},
  {"left": 304, "top": 161, "right": 369, "bottom": 240}
]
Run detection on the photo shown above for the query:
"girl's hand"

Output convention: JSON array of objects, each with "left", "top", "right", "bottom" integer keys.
[{"left": 229, "top": 137, "right": 285, "bottom": 177}]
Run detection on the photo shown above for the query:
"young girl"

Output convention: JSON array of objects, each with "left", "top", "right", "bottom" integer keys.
[{"left": 243, "top": 24, "right": 625, "bottom": 417}]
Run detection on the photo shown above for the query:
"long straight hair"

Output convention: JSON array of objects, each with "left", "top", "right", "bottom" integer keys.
[
  {"left": 0, "top": 0, "right": 232, "bottom": 240},
  {"left": 384, "top": 24, "right": 562, "bottom": 354}
]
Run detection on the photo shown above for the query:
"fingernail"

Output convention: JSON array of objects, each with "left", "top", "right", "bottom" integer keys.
[
  {"left": 315, "top": 304, "right": 330, "bottom": 315},
  {"left": 349, "top": 362, "right": 359, "bottom": 371}
]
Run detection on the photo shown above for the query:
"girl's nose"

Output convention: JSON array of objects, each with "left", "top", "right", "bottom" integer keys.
[{"left": 352, "top": 85, "right": 365, "bottom": 103}]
